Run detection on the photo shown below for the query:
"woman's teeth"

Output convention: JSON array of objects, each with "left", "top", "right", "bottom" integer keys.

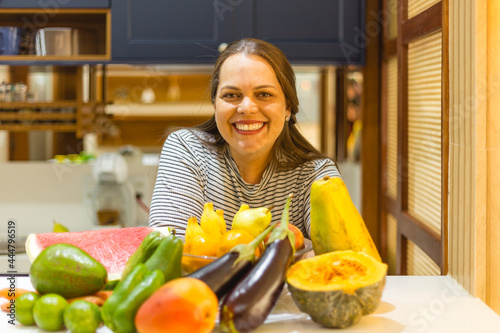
[{"left": 234, "top": 123, "right": 264, "bottom": 131}]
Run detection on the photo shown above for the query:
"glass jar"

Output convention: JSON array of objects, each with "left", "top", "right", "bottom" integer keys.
[
  {"left": 0, "top": 82, "right": 12, "bottom": 102},
  {"left": 13, "top": 83, "right": 28, "bottom": 102}
]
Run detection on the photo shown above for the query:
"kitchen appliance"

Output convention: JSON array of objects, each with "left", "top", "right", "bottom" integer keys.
[
  {"left": 0, "top": 26, "right": 21, "bottom": 55},
  {"left": 91, "top": 152, "right": 137, "bottom": 229}
]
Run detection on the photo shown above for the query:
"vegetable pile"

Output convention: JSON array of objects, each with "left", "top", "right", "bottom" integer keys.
[{"left": 2, "top": 177, "right": 386, "bottom": 332}]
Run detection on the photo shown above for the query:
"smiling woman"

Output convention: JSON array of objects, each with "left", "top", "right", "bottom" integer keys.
[
  {"left": 149, "top": 38, "right": 340, "bottom": 238},
  {"left": 214, "top": 53, "right": 291, "bottom": 184}
]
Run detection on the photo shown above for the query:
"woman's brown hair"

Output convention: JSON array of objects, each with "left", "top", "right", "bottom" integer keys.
[{"left": 193, "top": 38, "right": 329, "bottom": 170}]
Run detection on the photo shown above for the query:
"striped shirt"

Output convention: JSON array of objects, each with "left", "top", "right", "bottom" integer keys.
[{"left": 149, "top": 129, "right": 340, "bottom": 238}]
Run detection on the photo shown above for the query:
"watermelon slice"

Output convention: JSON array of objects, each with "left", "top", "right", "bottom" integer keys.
[{"left": 25, "top": 227, "right": 171, "bottom": 281}]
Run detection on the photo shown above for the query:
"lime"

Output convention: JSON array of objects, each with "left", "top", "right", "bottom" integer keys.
[
  {"left": 64, "top": 300, "right": 102, "bottom": 333},
  {"left": 15, "top": 292, "right": 39, "bottom": 326},
  {"left": 33, "top": 294, "right": 68, "bottom": 331}
]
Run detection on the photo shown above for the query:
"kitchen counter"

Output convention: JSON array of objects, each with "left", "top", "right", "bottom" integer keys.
[{"left": 1, "top": 275, "right": 499, "bottom": 332}]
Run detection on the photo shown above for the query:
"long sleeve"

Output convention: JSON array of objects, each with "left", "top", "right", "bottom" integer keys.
[
  {"left": 149, "top": 130, "right": 207, "bottom": 237},
  {"left": 148, "top": 129, "right": 341, "bottom": 240}
]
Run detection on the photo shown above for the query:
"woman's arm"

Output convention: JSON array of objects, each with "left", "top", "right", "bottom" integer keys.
[{"left": 149, "top": 130, "right": 207, "bottom": 237}]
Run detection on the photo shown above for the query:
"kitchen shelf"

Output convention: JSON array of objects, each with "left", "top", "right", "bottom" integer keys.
[
  {"left": 0, "top": 55, "right": 110, "bottom": 62},
  {"left": 0, "top": 101, "right": 78, "bottom": 125},
  {"left": 0, "top": 66, "right": 98, "bottom": 139},
  {"left": 0, "top": 0, "right": 110, "bottom": 8},
  {"left": 105, "top": 102, "right": 214, "bottom": 117},
  {"left": 0, "top": 123, "right": 76, "bottom": 132},
  {"left": 0, "top": 101, "right": 77, "bottom": 109},
  {"left": 0, "top": 8, "right": 110, "bottom": 63},
  {"left": 0, "top": 112, "right": 76, "bottom": 121}
]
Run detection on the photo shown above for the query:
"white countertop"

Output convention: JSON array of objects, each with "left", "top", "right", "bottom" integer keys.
[{"left": 0, "top": 275, "right": 499, "bottom": 332}]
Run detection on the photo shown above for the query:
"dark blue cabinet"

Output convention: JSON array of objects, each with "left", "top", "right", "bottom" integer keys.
[
  {"left": 112, "top": 0, "right": 365, "bottom": 64},
  {"left": 111, "top": 0, "right": 252, "bottom": 63},
  {"left": 0, "top": 0, "right": 109, "bottom": 8},
  {"left": 252, "top": 0, "right": 365, "bottom": 64}
]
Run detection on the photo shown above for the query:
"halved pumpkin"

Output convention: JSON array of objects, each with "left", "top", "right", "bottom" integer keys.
[{"left": 287, "top": 250, "right": 387, "bottom": 328}]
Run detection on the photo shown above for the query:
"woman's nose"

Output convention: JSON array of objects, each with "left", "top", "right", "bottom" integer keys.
[{"left": 237, "top": 96, "right": 258, "bottom": 114}]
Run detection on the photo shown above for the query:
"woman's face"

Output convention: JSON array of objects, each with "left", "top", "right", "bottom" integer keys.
[{"left": 214, "top": 53, "right": 291, "bottom": 163}]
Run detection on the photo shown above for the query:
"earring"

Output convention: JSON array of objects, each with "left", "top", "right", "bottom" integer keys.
[{"left": 285, "top": 116, "right": 290, "bottom": 122}]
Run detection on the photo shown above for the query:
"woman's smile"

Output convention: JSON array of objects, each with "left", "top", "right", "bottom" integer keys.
[{"left": 232, "top": 121, "right": 267, "bottom": 134}]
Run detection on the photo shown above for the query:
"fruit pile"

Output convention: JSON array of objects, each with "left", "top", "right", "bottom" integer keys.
[
  {"left": 1, "top": 289, "right": 105, "bottom": 333},
  {"left": 2, "top": 177, "right": 386, "bottom": 332},
  {"left": 0, "top": 245, "right": 112, "bottom": 333},
  {"left": 2, "top": 229, "right": 187, "bottom": 333},
  {"left": 182, "top": 202, "right": 305, "bottom": 274}
]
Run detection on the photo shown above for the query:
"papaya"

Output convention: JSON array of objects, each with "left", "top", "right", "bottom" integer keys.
[
  {"left": 310, "top": 176, "right": 381, "bottom": 262},
  {"left": 30, "top": 243, "right": 107, "bottom": 298}
]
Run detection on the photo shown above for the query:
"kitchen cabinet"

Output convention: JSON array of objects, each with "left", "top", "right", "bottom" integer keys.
[
  {"left": 111, "top": 0, "right": 365, "bottom": 64},
  {"left": 2, "top": 1, "right": 364, "bottom": 64},
  {"left": 111, "top": 0, "right": 252, "bottom": 63},
  {"left": 0, "top": 1, "right": 109, "bottom": 8},
  {"left": 93, "top": 65, "right": 214, "bottom": 147},
  {"left": 0, "top": 8, "right": 110, "bottom": 63},
  {"left": 0, "top": 66, "right": 97, "bottom": 138},
  {"left": 253, "top": 0, "right": 365, "bottom": 64}
]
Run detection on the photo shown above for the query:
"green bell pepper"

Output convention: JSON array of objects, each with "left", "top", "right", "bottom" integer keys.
[
  {"left": 144, "top": 234, "right": 183, "bottom": 282},
  {"left": 101, "top": 263, "right": 148, "bottom": 331},
  {"left": 121, "top": 231, "right": 165, "bottom": 279},
  {"left": 113, "top": 269, "right": 165, "bottom": 333}
]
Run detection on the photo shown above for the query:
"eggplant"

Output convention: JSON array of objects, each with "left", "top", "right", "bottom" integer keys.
[
  {"left": 187, "top": 223, "right": 275, "bottom": 300},
  {"left": 188, "top": 251, "right": 253, "bottom": 300},
  {"left": 219, "top": 195, "right": 295, "bottom": 333}
]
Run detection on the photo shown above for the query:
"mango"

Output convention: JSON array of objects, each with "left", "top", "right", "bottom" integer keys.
[
  {"left": 264, "top": 224, "right": 304, "bottom": 251},
  {"left": 30, "top": 243, "right": 108, "bottom": 298},
  {"left": 310, "top": 176, "right": 381, "bottom": 262},
  {"left": 135, "top": 277, "right": 218, "bottom": 333}
]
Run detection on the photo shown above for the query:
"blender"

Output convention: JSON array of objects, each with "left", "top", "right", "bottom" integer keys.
[{"left": 91, "top": 152, "right": 136, "bottom": 228}]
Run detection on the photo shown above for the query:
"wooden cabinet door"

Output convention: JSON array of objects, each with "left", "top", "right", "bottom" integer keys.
[
  {"left": 111, "top": 0, "right": 252, "bottom": 63},
  {"left": 380, "top": 0, "right": 445, "bottom": 276}
]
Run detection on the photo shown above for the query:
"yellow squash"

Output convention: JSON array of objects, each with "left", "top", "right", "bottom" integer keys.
[
  {"left": 310, "top": 176, "right": 381, "bottom": 262},
  {"left": 200, "top": 202, "right": 224, "bottom": 241},
  {"left": 216, "top": 209, "right": 227, "bottom": 234},
  {"left": 287, "top": 250, "right": 387, "bottom": 328}
]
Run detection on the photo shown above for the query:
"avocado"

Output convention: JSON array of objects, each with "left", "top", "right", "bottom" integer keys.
[{"left": 30, "top": 243, "right": 107, "bottom": 298}]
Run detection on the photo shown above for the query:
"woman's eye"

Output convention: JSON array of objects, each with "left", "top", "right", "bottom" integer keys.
[
  {"left": 222, "top": 93, "right": 238, "bottom": 99},
  {"left": 258, "top": 92, "right": 272, "bottom": 97}
]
